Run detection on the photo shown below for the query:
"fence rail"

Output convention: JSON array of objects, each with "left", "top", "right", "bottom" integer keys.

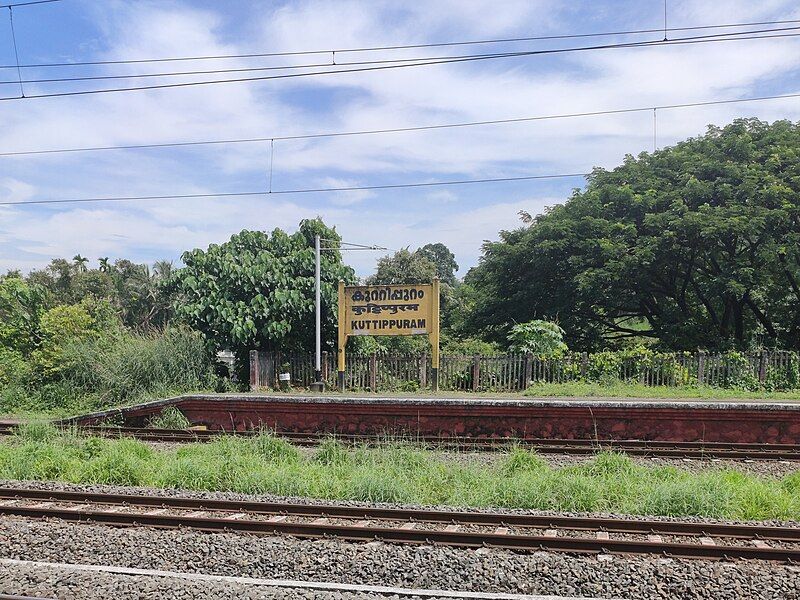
[{"left": 249, "top": 350, "right": 800, "bottom": 393}]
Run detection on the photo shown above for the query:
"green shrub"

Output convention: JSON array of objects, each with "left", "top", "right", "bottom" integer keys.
[
  {"left": 147, "top": 407, "right": 191, "bottom": 429},
  {"left": 0, "top": 347, "right": 29, "bottom": 387},
  {"left": 60, "top": 326, "right": 216, "bottom": 405}
]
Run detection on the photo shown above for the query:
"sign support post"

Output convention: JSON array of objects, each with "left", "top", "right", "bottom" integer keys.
[{"left": 431, "top": 277, "right": 440, "bottom": 392}]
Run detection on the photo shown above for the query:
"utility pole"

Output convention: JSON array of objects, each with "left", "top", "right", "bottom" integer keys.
[
  {"left": 310, "top": 237, "right": 388, "bottom": 393},
  {"left": 311, "top": 234, "right": 324, "bottom": 391}
]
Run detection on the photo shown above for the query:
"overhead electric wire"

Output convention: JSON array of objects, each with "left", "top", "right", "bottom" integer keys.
[
  {"left": 0, "top": 0, "right": 61, "bottom": 8},
  {"left": 1, "top": 27, "right": 799, "bottom": 100},
  {"left": 2, "top": 24, "right": 800, "bottom": 86},
  {"left": 2, "top": 90, "right": 799, "bottom": 158},
  {"left": 2, "top": 16, "right": 799, "bottom": 69},
  {"left": 0, "top": 172, "right": 589, "bottom": 206}
]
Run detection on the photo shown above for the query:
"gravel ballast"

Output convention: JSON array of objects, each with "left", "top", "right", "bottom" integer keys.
[
  {"left": 0, "top": 560, "right": 594, "bottom": 600},
  {"left": 0, "top": 512, "right": 798, "bottom": 598},
  {"left": 0, "top": 517, "right": 798, "bottom": 599}
]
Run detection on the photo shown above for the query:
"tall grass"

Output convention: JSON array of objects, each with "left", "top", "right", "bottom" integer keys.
[
  {"left": 1, "top": 425, "right": 798, "bottom": 520},
  {"left": 0, "top": 327, "right": 218, "bottom": 416}
]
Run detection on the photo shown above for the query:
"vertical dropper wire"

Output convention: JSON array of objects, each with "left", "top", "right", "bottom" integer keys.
[{"left": 8, "top": 7, "right": 24, "bottom": 98}]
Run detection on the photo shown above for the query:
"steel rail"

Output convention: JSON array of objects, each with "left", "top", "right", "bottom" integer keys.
[
  {"left": 1, "top": 487, "right": 798, "bottom": 542},
  {"left": 0, "top": 493, "right": 797, "bottom": 562}
]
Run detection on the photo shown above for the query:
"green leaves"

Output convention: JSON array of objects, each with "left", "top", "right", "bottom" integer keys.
[
  {"left": 465, "top": 118, "right": 800, "bottom": 351},
  {"left": 170, "top": 219, "right": 356, "bottom": 355}
]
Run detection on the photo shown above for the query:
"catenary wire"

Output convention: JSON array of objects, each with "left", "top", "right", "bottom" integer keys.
[
  {"left": 2, "top": 16, "right": 799, "bottom": 69},
  {"left": 0, "top": 0, "right": 60, "bottom": 8},
  {"left": 0, "top": 173, "right": 589, "bottom": 206},
  {"left": 2, "top": 90, "right": 798, "bottom": 157},
  {"left": 1, "top": 29, "right": 799, "bottom": 101},
  {"left": 0, "top": 25, "right": 797, "bottom": 87}
]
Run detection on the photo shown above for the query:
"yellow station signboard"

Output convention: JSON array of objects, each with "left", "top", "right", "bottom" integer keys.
[
  {"left": 343, "top": 284, "right": 433, "bottom": 336},
  {"left": 337, "top": 280, "right": 440, "bottom": 390}
]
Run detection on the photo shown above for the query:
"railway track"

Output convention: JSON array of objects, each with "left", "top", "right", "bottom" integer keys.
[
  {"left": 2, "top": 422, "right": 800, "bottom": 460},
  {"left": 0, "top": 487, "right": 798, "bottom": 562}
]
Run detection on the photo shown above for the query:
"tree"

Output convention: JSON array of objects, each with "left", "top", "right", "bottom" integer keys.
[
  {"left": 417, "top": 243, "right": 459, "bottom": 286},
  {"left": 72, "top": 254, "right": 89, "bottom": 274},
  {"left": 168, "top": 219, "right": 355, "bottom": 360},
  {"left": 366, "top": 249, "right": 437, "bottom": 285},
  {"left": 464, "top": 119, "right": 800, "bottom": 351},
  {"left": 365, "top": 244, "right": 463, "bottom": 342},
  {"left": 98, "top": 257, "right": 111, "bottom": 273}
]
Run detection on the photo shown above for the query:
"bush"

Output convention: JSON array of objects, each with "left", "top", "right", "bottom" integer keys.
[
  {"left": 60, "top": 326, "right": 217, "bottom": 405},
  {"left": 0, "top": 346, "right": 29, "bottom": 387}
]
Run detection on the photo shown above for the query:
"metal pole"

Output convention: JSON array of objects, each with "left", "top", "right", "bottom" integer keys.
[{"left": 312, "top": 234, "right": 323, "bottom": 390}]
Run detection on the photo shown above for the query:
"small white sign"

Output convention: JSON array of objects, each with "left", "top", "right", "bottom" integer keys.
[{"left": 278, "top": 373, "right": 291, "bottom": 382}]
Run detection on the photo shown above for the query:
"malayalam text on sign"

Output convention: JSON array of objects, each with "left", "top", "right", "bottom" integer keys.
[{"left": 343, "top": 284, "right": 433, "bottom": 336}]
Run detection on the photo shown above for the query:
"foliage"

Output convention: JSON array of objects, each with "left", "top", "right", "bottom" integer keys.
[
  {"left": 60, "top": 327, "right": 216, "bottom": 406},
  {"left": 0, "top": 347, "right": 29, "bottom": 387},
  {"left": 2, "top": 430, "right": 799, "bottom": 520},
  {"left": 367, "top": 248, "right": 438, "bottom": 285},
  {"left": 0, "top": 327, "right": 217, "bottom": 415},
  {"left": 30, "top": 304, "right": 95, "bottom": 377},
  {"left": 414, "top": 243, "right": 459, "bottom": 286},
  {"left": 0, "top": 276, "right": 47, "bottom": 354},
  {"left": 147, "top": 406, "right": 191, "bottom": 429},
  {"left": 169, "top": 220, "right": 355, "bottom": 361},
  {"left": 440, "top": 335, "right": 500, "bottom": 356},
  {"left": 507, "top": 320, "right": 567, "bottom": 355},
  {"left": 25, "top": 257, "right": 174, "bottom": 330},
  {"left": 367, "top": 243, "right": 461, "bottom": 337},
  {"left": 464, "top": 119, "right": 800, "bottom": 351}
]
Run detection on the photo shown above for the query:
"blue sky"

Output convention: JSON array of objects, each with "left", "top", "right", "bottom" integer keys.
[{"left": 0, "top": 0, "right": 799, "bottom": 277}]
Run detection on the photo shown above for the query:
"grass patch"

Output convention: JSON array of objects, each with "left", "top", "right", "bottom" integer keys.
[
  {"left": 147, "top": 407, "right": 191, "bottom": 429},
  {"left": 523, "top": 381, "right": 800, "bottom": 400},
  {"left": 1, "top": 425, "right": 799, "bottom": 520}
]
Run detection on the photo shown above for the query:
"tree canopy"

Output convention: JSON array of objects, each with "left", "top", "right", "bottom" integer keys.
[
  {"left": 464, "top": 118, "right": 800, "bottom": 351},
  {"left": 169, "top": 219, "right": 355, "bottom": 358}
]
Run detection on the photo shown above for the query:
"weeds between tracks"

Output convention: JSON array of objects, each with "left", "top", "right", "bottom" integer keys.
[{"left": 0, "top": 423, "right": 799, "bottom": 520}]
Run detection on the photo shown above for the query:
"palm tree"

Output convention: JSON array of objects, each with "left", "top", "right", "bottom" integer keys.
[
  {"left": 98, "top": 257, "right": 111, "bottom": 273},
  {"left": 72, "top": 254, "right": 89, "bottom": 274},
  {"left": 153, "top": 260, "right": 174, "bottom": 281}
]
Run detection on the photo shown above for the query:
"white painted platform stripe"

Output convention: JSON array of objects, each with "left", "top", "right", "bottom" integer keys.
[{"left": 0, "top": 559, "right": 614, "bottom": 600}]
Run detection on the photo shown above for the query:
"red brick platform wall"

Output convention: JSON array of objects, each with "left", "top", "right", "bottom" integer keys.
[{"left": 74, "top": 395, "right": 800, "bottom": 444}]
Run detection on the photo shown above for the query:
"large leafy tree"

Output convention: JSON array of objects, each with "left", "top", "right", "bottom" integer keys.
[
  {"left": 465, "top": 118, "right": 800, "bottom": 351},
  {"left": 416, "top": 243, "right": 459, "bottom": 286},
  {"left": 169, "top": 219, "right": 355, "bottom": 358}
]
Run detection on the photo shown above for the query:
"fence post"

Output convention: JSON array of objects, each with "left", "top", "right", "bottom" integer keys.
[
  {"left": 322, "top": 351, "right": 329, "bottom": 383},
  {"left": 759, "top": 350, "right": 768, "bottom": 384},
  {"left": 697, "top": 351, "right": 705, "bottom": 386},
  {"left": 524, "top": 353, "right": 533, "bottom": 389},
  {"left": 472, "top": 355, "right": 480, "bottom": 392},
  {"left": 369, "top": 353, "right": 378, "bottom": 392},
  {"left": 420, "top": 352, "right": 428, "bottom": 388},
  {"left": 249, "top": 350, "right": 259, "bottom": 391},
  {"left": 580, "top": 352, "right": 588, "bottom": 380}
]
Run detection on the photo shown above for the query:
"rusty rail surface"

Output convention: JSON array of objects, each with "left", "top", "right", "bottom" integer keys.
[
  {"left": 0, "top": 487, "right": 798, "bottom": 562},
  {"left": 3, "top": 423, "right": 800, "bottom": 459}
]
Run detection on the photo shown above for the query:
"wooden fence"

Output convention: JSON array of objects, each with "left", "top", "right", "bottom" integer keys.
[{"left": 249, "top": 350, "right": 799, "bottom": 393}]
